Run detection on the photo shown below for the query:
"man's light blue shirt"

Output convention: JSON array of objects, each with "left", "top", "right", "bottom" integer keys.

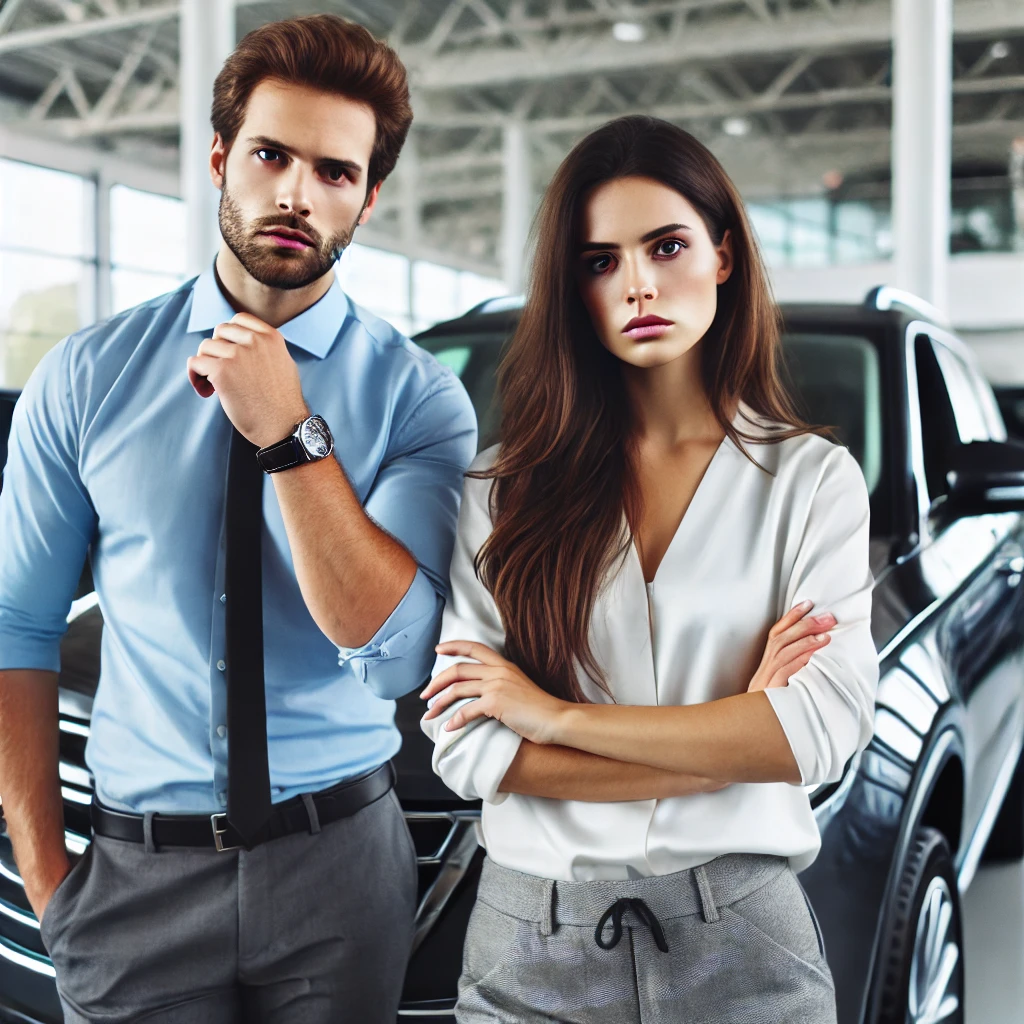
[{"left": 0, "top": 267, "right": 477, "bottom": 813}]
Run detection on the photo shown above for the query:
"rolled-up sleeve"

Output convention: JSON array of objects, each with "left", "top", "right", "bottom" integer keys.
[
  {"left": 764, "top": 445, "right": 878, "bottom": 787},
  {"left": 419, "top": 456, "right": 524, "bottom": 803},
  {"left": 0, "top": 339, "right": 95, "bottom": 672},
  {"left": 336, "top": 371, "right": 477, "bottom": 700}
]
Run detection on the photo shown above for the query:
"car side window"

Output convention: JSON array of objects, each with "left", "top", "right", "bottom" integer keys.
[
  {"left": 916, "top": 335, "right": 997, "bottom": 509},
  {"left": 931, "top": 341, "right": 991, "bottom": 445},
  {"left": 915, "top": 336, "right": 965, "bottom": 505},
  {"left": 966, "top": 365, "right": 1007, "bottom": 442}
]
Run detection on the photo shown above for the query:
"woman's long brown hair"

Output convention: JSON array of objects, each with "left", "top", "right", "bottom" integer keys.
[{"left": 475, "top": 115, "right": 817, "bottom": 702}]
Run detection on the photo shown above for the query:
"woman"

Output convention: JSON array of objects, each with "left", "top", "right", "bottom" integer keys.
[{"left": 420, "top": 115, "right": 876, "bottom": 1023}]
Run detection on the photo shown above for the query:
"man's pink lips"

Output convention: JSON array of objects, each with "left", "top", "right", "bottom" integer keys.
[
  {"left": 260, "top": 226, "right": 314, "bottom": 249},
  {"left": 622, "top": 314, "right": 674, "bottom": 339}
]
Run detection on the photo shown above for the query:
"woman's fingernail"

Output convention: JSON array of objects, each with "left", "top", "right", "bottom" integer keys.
[
  {"left": 813, "top": 613, "right": 835, "bottom": 625},
  {"left": 814, "top": 633, "right": 829, "bottom": 642},
  {"left": 795, "top": 600, "right": 813, "bottom": 612}
]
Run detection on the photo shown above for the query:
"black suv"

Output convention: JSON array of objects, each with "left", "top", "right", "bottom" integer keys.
[{"left": 2, "top": 285, "right": 1024, "bottom": 1024}]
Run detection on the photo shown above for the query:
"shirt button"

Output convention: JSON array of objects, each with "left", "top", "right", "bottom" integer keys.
[
  {"left": 220, "top": 594, "right": 227, "bottom": 604},
  {"left": 216, "top": 660, "right": 226, "bottom": 672},
  {"left": 216, "top": 725, "right": 227, "bottom": 738},
  {"left": 217, "top": 791, "right": 227, "bottom": 807}
]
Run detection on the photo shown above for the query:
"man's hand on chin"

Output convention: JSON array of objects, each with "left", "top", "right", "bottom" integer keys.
[{"left": 186, "top": 311, "right": 309, "bottom": 448}]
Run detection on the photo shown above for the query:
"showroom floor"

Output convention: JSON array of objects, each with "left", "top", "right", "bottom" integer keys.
[{"left": 963, "top": 857, "right": 1024, "bottom": 1022}]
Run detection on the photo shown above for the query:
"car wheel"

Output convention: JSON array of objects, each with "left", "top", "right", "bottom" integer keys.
[
  {"left": 981, "top": 745, "right": 1023, "bottom": 863},
  {"left": 875, "top": 826, "right": 964, "bottom": 1024}
]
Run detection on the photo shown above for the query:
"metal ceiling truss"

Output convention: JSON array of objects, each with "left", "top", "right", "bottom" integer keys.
[{"left": 0, "top": 0, "right": 1022, "bottom": 270}]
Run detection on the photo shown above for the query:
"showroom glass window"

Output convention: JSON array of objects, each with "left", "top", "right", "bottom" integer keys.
[
  {"left": 0, "top": 158, "right": 96, "bottom": 389},
  {"left": 336, "top": 242, "right": 506, "bottom": 335},
  {"left": 109, "top": 184, "right": 187, "bottom": 315}
]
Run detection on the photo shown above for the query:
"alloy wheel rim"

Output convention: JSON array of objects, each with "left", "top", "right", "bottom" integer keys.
[{"left": 907, "top": 875, "right": 961, "bottom": 1024}]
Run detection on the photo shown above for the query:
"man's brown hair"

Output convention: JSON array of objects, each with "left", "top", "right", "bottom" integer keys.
[{"left": 211, "top": 14, "right": 413, "bottom": 188}]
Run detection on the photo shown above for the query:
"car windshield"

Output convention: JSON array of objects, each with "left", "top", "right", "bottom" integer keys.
[{"left": 416, "top": 322, "right": 887, "bottom": 528}]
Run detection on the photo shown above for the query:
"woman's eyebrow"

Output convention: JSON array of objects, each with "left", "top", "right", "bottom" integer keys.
[
  {"left": 580, "top": 222, "right": 691, "bottom": 252},
  {"left": 639, "top": 222, "right": 690, "bottom": 243}
]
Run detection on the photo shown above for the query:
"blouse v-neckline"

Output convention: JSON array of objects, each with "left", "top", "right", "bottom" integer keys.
[{"left": 631, "top": 404, "right": 746, "bottom": 587}]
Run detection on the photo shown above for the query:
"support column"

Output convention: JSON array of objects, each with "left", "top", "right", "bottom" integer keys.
[
  {"left": 180, "top": 0, "right": 236, "bottom": 278},
  {"left": 891, "top": 0, "right": 952, "bottom": 310},
  {"left": 400, "top": 132, "right": 420, "bottom": 328},
  {"left": 502, "top": 121, "right": 531, "bottom": 295},
  {"left": 1011, "top": 137, "right": 1024, "bottom": 253},
  {"left": 400, "top": 131, "right": 421, "bottom": 250},
  {"left": 94, "top": 170, "right": 112, "bottom": 320}
]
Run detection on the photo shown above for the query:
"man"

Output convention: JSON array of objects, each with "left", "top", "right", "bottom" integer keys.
[{"left": 0, "top": 14, "right": 476, "bottom": 1023}]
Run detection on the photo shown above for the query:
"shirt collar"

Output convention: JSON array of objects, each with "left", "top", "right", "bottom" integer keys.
[{"left": 186, "top": 264, "right": 351, "bottom": 360}]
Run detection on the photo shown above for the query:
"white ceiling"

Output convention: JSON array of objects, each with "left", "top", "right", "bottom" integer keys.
[{"left": 0, "top": 0, "right": 1022, "bottom": 273}]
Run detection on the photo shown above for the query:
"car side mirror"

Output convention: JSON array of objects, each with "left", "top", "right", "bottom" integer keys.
[{"left": 940, "top": 439, "right": 1024, "bottom": 518}]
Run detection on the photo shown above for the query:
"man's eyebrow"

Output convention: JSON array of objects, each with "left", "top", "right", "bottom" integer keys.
[
  {"left": 580, "top": 223, "right": 692, "bottom": 251},
  {"left": 248, "top": 136, "right": 363, "bottom": 174}
]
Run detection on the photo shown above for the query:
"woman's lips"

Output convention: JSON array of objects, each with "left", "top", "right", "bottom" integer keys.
[
  {"left": 622, "top": 314, "right": 674, "bottom": 340},
  {"left": 624, "top": 322, "right": 673, "bottom": 340}
]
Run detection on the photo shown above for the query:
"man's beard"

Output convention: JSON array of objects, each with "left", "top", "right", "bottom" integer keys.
[{"left": 218, "top": 184, "right": 363, "bottom": 290}]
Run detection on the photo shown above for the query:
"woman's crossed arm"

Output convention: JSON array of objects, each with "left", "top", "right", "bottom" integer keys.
[{"left": 422, "top": 602, "right": 836, "bottom": 793}]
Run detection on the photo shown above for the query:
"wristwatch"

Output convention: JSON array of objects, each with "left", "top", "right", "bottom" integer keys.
[{"left": 256, "top": 414, "right": 334, "bottom": 474}]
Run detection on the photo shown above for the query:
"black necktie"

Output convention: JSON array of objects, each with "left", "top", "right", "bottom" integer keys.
[{"left": 224, "top": 427, "right": 272, "bottom": 845}]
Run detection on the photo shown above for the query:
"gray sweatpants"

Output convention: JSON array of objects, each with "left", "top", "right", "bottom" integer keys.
[
  {"left": 457, "top": 852, "right": 837, "bottom": 1023},
  {"left": 39, "top": 788, "right": 417, "bottom": 1023}
]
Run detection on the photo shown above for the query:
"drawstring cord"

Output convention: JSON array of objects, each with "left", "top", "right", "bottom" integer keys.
[{"left": 594, "top": 897, "right": 669, "bottom": 953}]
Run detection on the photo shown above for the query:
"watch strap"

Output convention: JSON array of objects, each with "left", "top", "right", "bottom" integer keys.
[{"left": 256, "top": 434, "right": 307, "bottom": 474}]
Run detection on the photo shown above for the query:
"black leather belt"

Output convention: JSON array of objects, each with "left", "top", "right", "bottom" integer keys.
[{"left": 90, "top": 762, "right": 395, "bottom": 852}]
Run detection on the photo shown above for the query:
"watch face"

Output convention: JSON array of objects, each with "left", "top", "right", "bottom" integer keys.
[{"left": 299, "top": 416, "right": 333, "bottom": 459}]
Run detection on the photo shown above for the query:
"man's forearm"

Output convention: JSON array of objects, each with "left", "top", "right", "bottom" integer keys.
[
  {"left": 270, "top": 457, "right": 417, "bottom": 648},
  {"left": 499, "top": 740, "right": 728, "bottom": 801},
  {"left": 0, "top": 670, "right": 69, "bottom": 918},
  {"left": 552, "top": 692, "right": 802, "bottom": 785}
]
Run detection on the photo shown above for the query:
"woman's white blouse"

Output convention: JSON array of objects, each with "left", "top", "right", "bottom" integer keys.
[{"left": 420, "top": 403, "right": 878, "bottom": 881}]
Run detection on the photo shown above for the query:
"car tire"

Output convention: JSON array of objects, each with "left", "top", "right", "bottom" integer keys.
[
  {"left": 875, "top": 826, "right": 964, "bottom": 1024},
  {"left": 981, "top": 745, "right": 1023, "bottom": 863}
]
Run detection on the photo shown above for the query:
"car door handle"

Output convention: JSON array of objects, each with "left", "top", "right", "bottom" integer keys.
[
  {"left": 995, "top": 552, "right": 1024, "bottom": 587},
  {"left": 995, "top": 555, "right": 1024, "bottom": 575}
]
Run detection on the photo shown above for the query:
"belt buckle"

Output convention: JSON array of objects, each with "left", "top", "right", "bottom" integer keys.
[{"left": 210, "top": 813, "right": 241, "bottom": 852}]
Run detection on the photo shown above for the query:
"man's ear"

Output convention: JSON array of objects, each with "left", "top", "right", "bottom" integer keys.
[
  {"left": 716, "top": 228, "right": 734, "bottom": 286},
  {"left": 209, "top": 133, "right": 228, "bottom": 190},
  {"left": 357, "top": 181, "right": 382, "bottom": 225}
]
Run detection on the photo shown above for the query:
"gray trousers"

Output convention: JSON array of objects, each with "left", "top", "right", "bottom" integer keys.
[
  {"left": 457, "top": 853, "right": 837, "bottom": 1024},
  {"left": 39, "top": 787, "right": 417, "bottom": 1023}
]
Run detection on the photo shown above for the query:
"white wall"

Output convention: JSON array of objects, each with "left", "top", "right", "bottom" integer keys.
[{"left": 770, "top": 253, "right": 1024, "bottom": 383}]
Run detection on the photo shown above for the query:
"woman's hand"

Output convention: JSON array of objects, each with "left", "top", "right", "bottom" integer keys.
[
  {"left": 421, "top": 642, "right": 569, "bottom": 744},
  {"left": 747, "top": 600, "right": 836, "bottom": 693}
]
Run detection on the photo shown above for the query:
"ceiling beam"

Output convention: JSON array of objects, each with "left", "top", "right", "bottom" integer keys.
[
  {"left": 403, "top": 0, "right": 1024, "bottom": 91},
  {"left": 2, "top": 0, "right": 1020, "bottom": 87},
  {"left": 0, "top": 0, "right": 30, "bottom": 36},
  {"left": 413, "top": 72, "right": 1024, "bottom": 133},
  {"left": 0, "top": 1, "right": 177, "bottom": 55},
  {"left": 41, "top": 63, "right": 1024, "bottom": 138}
]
